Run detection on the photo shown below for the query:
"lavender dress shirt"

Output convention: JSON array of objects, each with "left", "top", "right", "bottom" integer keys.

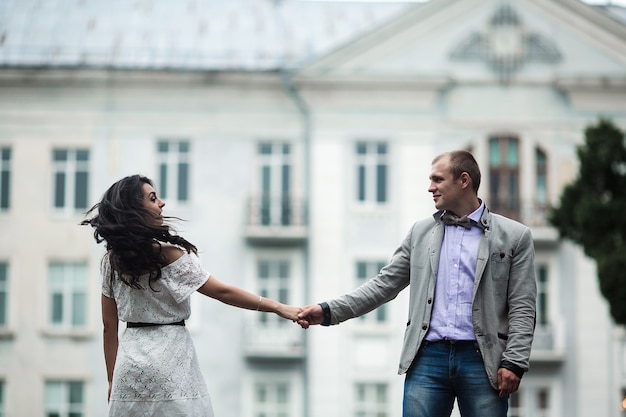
[{"left": 425, "top": 202, "right": 485, "bottom": 342}]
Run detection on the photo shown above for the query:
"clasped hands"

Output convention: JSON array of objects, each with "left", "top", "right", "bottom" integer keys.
[{"left": 277, "top": 304, "right": 324, "bottom": 329}]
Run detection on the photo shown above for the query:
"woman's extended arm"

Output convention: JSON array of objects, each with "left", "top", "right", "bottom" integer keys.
[
  {"left": 197, "top": 275, "right": 301, "bottom": 321},
  {"left": 101, "top": 294, "right": 119, "bottom": 402}
]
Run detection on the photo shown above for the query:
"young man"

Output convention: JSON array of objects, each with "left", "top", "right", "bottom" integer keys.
[{"left": 298, "top": 150, "right": 537, "bottom": 417}]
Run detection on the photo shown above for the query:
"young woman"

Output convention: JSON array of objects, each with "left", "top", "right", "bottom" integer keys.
[{"left": 82, "top": 174, "right": 302, "bottom": 416}]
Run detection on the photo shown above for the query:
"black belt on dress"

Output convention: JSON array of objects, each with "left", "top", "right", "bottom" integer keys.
[{"left": 126, "top": 320, "right": 185, "bottom": 328}]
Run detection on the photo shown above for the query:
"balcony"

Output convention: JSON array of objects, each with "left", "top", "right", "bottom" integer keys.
[
  {"left": 531, "top": 323, "right": 566, "bottom": 363},
  {"left": 487, "top": 199, "right": 559, "bottom": 245},
  {"left": 245, "top": 196, "right": 308, "bottom": 245},
  {"left": 242, "top": 321, "right": 305, "bottom": 360}
]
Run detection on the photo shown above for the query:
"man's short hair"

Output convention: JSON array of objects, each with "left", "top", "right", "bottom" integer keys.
[{"left": 433, "top": 150, "right": 481, "bottom": 194}]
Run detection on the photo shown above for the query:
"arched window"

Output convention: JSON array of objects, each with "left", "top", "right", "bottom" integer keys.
[{"left": 488, "top": 135, "right": 520, "bottom": 220}]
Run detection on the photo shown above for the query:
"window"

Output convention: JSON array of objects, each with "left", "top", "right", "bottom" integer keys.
[
  {"left": 509, "top": 386, "right": 551, "bottom": 417},
  {"left": 254, "top": 381, "right": 291, "bottom": 417},
  {"left": 354, "top": 383, "right": 388, "bottom": 417},
  {"left": 257, "top": 260, "right": 290, "bottom": 327},
  {"left": 52, "top": 149, "right": 89, "bottom": 212},
  {"left": 0, "top": 147, "right": 10, "bottom": 210},
  {"left": 536, "top": 264, "right": 549, "bottom": 326},
  {"left": 356, "top": 261, "right": 387, "bottom": 324},
  {"left": 256, "top": 142, "right": 293, "bottom": 226},
  {"left": 0, "top": 263, "right": 7, "bottom": 328},
  {"left": 0, "top": 380, "right": 4, "bottom": 417},
  {"left": 489, "top": 136, "right": 519, "bottom": 220},
  {"left": 48, "top": 263, "right": 88, "bottom": 329},
  {"left": 45, "top": 380, "right": 84, "bottom": 417},
  {"left": 157, "top": 140, "right": 190, "bottom": 202},
  {"left": 356, "top": 142, "right": 388, "bottom": 204}
]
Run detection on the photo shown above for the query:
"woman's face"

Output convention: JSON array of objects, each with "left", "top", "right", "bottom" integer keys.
[{"left": 141, "top": 182, "right": 165, "bottom": 224}]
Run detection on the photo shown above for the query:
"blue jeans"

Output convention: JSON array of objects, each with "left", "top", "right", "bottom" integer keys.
[{"left": 402, "top": 341, "right": 508, "bottom": 417}]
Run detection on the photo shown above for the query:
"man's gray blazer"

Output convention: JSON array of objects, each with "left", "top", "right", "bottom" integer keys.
[{"left": 326, "top": 208, "right": 537, "bottom": 390}]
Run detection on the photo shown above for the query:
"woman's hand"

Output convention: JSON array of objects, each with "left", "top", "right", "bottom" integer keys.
[{"left": 275, "top": 304, "right": 301, "bottom": 321}]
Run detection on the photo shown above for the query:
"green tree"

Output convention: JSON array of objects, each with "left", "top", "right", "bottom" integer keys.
[{"left": 549, "top": 118, "right": 626, "bottom": 325}]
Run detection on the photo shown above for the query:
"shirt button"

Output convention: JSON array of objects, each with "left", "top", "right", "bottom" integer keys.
[{"left": 422, "top": 324, "right": 428, "bottom": 330}]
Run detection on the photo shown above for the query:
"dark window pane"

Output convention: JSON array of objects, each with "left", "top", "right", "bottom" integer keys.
[
  {"left": 76, "top": 150, "right": 89, "bottom": 161},
  {"left": 54, "top": 172, "right": 66, "bottom": 208},
  {"left": 157, "top": 142, "right": 168, "bottom": 153},
  {"left": 358, "top": 166, "right": 366, "bottom": 201},
  {"left": 0, "top": 170, "right": 9, "bottom": 209},
  {"left": 74, "top": 171, "right": 88, "bottom": 209},
  {"left": 507, "top": 138, "right": 519, "bottom": 166},
  {"left": 377, "top": 143, "right": 387, "bottom": 154},
  {"left": 489, "top": 139, "right": 500, "bottom": 166},
  {"left": 1, "top": 148, "right": 10, "bottom": 160},
  {"left": 376, "top": 164, "right": 387, "bottom": 202},
  {"left": 259, "top": 143, "right": 272, "bottom": 155},
  {"left": 72, "top": 293, "right": 86, "bottom": 326},
  {"left": 258, "top": 261, "right": 269, "bottom": 279},
  {"left": 177, "top": 163, "right": 188, "bottom": 201},
  {"left": 0, "top": 293, "right": 6, "bottom": 325},
  {"left": 51, "top": 293, "right": 63, "bottom": 323},
  {"left": 179, "top": 142, "right": 189, "bottom": 153},
  {"left": 282, "top": 144, "right": 290, "bottom": 155},
  {"left": 53, "top": 150, "right": 67, "bottom": 161},
  {"left": 69, "top": 381, "right": 83, "bottom": 403},
  {"left": 356, "top": 262, "right": 367, "bottom": 279},
  {"left": 260, "top": 166, "right": 271, "bottom": 225},
  {"left": 159, "top": 164, "right": 167, "bottom": 199}
]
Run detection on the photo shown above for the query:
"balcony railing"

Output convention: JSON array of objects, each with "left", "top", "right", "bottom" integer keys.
[
  {"left": 245, "top": 196, "right": 308, "bottom": 244},
  {"left": 242, "top": 321, "right": 305, "bottom": 359},
  {"left": 486, "top": 198, "right": 556, "bottom": 228}
]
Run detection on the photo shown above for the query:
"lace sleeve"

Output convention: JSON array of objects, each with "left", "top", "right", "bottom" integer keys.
[
  {"left": 162, "top": 253, "right": 210, "bottom": 304},
  {"left": 100, "top": 253, "right": 114, "bottom": 298}
]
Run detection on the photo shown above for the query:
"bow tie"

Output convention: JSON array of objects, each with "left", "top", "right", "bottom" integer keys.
[{"left": 441, "top": 213, "right": 474, "bottom": 229}]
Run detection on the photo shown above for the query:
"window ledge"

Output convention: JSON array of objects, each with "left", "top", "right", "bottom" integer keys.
[
  {"left": 0, "top": 328, "right": 16, "bottom": 340},
  {"left": 41, "top": 328, "right": 95, "bottom": 340}
]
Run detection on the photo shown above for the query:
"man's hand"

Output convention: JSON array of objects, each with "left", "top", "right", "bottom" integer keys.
[
  {"left": 297, "top": 304, "right": 324, "bottom": 328},
  {"left": 497, "top": 368, "right": 521, "bottom": 397}
]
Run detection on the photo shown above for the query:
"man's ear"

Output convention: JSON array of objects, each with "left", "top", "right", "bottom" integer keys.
[{"left": 460, "top": 172, "right": 471, "bottom": 189}]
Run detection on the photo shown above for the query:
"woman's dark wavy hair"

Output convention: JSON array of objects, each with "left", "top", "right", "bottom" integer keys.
[{"left": 81, "top": 175, "right": 197, "bottom": 289}]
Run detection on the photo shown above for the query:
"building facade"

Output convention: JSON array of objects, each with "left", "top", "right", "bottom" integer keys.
[{"left": 0, "top": 0, "right": 625, "bottom": 416}]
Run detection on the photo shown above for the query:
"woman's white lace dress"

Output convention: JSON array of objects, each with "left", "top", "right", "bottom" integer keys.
[{"left": 102, "top": 252, "right": 214, "bottom": 417}]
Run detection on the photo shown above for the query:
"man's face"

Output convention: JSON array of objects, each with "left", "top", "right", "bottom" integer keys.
[{"left": 428, "top": 156, "right": 463, "bottom": 213}]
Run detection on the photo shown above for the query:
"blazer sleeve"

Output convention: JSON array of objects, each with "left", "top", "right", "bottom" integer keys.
[{"left": 501, "top": 227, "right": 538, "bottom": 371}]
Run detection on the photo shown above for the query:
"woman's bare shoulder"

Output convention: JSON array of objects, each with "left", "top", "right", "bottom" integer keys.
[{"left": 161, "top": 243, "right": 185, "bottom": 266}]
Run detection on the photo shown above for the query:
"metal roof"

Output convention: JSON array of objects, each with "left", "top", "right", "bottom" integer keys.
[{"left": 0, "top": 0, "right": 411, "bottom": 70}]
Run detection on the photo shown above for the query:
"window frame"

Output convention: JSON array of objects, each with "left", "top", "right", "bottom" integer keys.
[
  {"left": 488, "top": 135, "right": 520, "bottom": 220},
  {"left": 355, "top": 260, "right": 388, "bottom": 325},
  {"left": 354, "top": 141, "right": 389, "bottom": 206},
  {"left": 353, "top": 382, "right": 389, "bottom": 417},
  {"left": 47, "top": 262, "right": 89, "bottom": 331},
  {"left": 256, "top": 258, "right": 292, "bottom": 327},
  {"left": 44, "top": 380, "right": 85, "bottom": 417},
  {"left": 156, "top": 139, "right": 191, "bottom": 204},
  {"left": 51, "top": 148, "right": 90, "bottom": 214}
]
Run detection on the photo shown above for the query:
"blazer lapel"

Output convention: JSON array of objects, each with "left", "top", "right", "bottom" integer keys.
[
  {"left": 430, "top": 212, "right": 445, "bottom": 277},
  {"left": 474, "top": 209, "right": 491, "bottom": 296}
]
